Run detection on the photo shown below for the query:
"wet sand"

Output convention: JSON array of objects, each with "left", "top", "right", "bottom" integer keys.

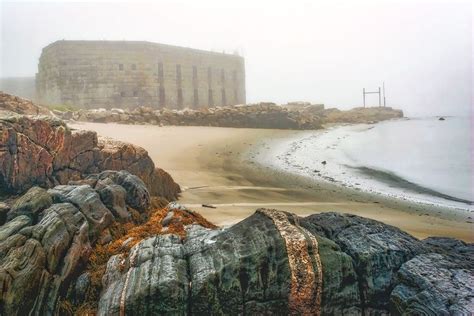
[{"left": 70, "top": 122, "right": 474, "bottom": 242}]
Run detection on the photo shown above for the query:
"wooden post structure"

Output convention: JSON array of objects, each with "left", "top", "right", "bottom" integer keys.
[
  {"left": 362, "top": 86, "right": 382, "bottom": 107},
  {"left": 378, "top": 87, "right": 381, "bottom": 106},
  {"left": 363, "top": 88, "right": 366, "bottom": 107},
  {"left": 383, "top": 82, "right": 386, "bottom": 107}
]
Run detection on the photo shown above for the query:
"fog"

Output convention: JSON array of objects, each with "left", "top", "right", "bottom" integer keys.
[{"left": 1, "top": 0, "right": 472, "bottom": 116}]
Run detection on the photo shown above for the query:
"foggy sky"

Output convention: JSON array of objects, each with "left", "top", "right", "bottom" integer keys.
[{"left": 0, "top": 0, "right": 472, "bottom": 116}]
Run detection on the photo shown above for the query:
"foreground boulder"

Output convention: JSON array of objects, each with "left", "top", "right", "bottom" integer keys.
[
  {"left": 96, "top": 210, "right": 472, "bottom": 315},
  {"left": 390, "top": 238, "right": 474, "bottom": 314},
  {"left": 0, "top": 182, "right": 471, "bottom": 315},
  {"left": 0, "top": 171, "right": 151, "bottom": 315},
  {"left": 0, "top": 112, "right": 180, "bottom": 200}
]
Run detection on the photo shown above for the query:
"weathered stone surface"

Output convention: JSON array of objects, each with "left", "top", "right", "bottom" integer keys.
[
  {"left": 0, "top": 92, "right": 50, "bottom": 115},
  {"left": 99, "top": 235, "right": 188, "bottom": 315},
  {"left": 0, "top": 111, "right": 180, "bottom": 200},
  {"left": 0, "top": 202, "right": 9, "bottom": 225},
  {"left": 7, "top": 186, "right": 52, "bottom": 222},
  {"left": 0, "top": 215, "right": 32, "bottom": 241},
  {"left": 48, "top": 185, "right": 114, "bottom": 240},
  {"left": 300, "top": 212, "right": 427, "bottom": 313},
  {"left": 36, "top": 40, "right": 246, "bottom": 109},
  {"left": 2, "top": 189, "right": 472, "bottom": 316},
  {"left": 88, "top": 170, "right": 151, "bottom": 212},
  {"left": 0, "top": 202, "right": 90, "bottom": 315},
  {"left": 390, "top": 237, "right": 474, "bottom": 314},
  {"left": 0, "top": 170, "right": 156, "bottom": 315},
  {"left": 96, "top": 183, "right": 130, "bottom": 220},
  {"left": 98, "top": 209, "right": 366, "bottom": 315}
]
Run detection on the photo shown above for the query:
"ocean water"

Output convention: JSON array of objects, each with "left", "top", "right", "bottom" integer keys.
[{"left": 260, "top": 116, "right": 473, "bottom": 210}]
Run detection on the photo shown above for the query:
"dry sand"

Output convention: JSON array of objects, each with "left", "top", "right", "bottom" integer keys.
[{"left": 71, "top": 122, "right": 474, "bottom": 242}]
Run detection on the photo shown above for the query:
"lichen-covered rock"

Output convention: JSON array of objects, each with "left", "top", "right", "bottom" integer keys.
[
  {"left": 0, "top": 112, "right": 180, "bottom": 200},
  {"left": 7, "top": 186, "right": 52, "bottom": 222}
]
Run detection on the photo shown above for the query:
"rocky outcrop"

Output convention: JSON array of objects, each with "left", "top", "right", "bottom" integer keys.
[
  {"left": 94, "top": 210, "right": 472, "bottom": 315},
  {"left": 57, "top": 103, "right": 324, "bottom": 130},
  {"left": 55, "top": 103, "right": 404, "bottom": 130},
  {"left": 390, "top": 237, "right": 474, "bottom": 314},
  {"left": 322, "top": 106, "right": 404, "bottom": 124},
  {"left": 0, "top": 92, "right": 50, "bottom": 115},
  {"left": 0, "top": 171, "right": 152, "bottom": 315},
  {"left": 0, "top": 112, "right": 180, "bottom": 200},
  {"left": 1, "top": 193, "right": 472, "bottom": 315}
]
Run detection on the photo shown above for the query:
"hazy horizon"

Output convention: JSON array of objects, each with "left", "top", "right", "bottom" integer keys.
[{"left": 1, "top": 0, "right": 472, "bottom": 116}]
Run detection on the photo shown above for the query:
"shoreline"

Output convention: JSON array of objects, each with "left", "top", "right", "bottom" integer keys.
[
  {"left": 70, "top": 122, "right": 474, "bottom": 242},
  {"left": 251, "top": 120, "right": 473, "bottom": 213}
]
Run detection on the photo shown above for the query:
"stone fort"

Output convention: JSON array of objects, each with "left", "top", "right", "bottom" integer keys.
[{"left": 36, "top": 40, "right": 246, "bottom": 109}]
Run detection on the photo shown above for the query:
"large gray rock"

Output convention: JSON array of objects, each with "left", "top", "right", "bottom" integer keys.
[
  {"left": 390, "top": 237, "right": 474, "bottom": 315},
  {"left": 47, "top": 185, "right": 114, "bottom": 240},
  {"left": 97, "top": 183, "right": 130, "bottom": 220},
  {"left": 87, "top": 170, "right": 150, "bottom": 212},
  {"left": 301, "top": 212, "right": 426, "bottom": 314},
  {"left": 0, "top": 202, "right": 90, "bottom": 315},
  {"left": 0, "top": 215, "right": 31, "bottom": 241},
  {"left": 98, "top": 209, "right": 363, "bottom": 315},
  {"left": 7, "top": 186, "right": 52, "bottom": 222},
  {"left": 0, "top": 169, "right": 155, "bottom": 315},
  {"left": 98, "top": 235, "right": 188, "bottom": 315}
]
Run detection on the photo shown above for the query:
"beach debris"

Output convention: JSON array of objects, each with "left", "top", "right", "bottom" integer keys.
[
  {"left": 202, "top": 204, "right": 217, "bottom": 209},
  {"left": 438, "top": 117, "right": 445, "bottom": 121},
  {"left": 321, "top": 161, "right": 327, "bottom": 165}
]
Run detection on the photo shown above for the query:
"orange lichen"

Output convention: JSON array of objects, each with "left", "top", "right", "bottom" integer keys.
[{"left": 75, "top": 198, "right": 217, "bottom": 315}]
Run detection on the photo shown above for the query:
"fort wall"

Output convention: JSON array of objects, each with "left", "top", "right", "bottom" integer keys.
[{"left": 36, "top": 40, "right": 246, "bottom": 109}]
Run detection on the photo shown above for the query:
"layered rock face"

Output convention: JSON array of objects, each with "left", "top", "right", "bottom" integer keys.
[
  {"left": 0, "top": 112, "right": 180, "bottom": 200},
  {"left": 0, "top": 92, "right": 50, "bottom": 115},
  {"left": 0, "top": 171, "right": 150, "bottom": 315},
  {"left": 96, "top": 210, "right": 473, "bottom": 315},
  {"left": 1, "top": 183, "right": 472, "bottom": 315}
]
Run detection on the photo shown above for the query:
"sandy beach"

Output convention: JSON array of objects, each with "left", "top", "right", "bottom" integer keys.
[{"left": 71, "top": 122, "right": 474, "bottom": 242}]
